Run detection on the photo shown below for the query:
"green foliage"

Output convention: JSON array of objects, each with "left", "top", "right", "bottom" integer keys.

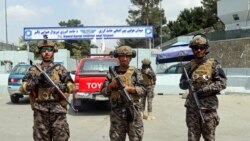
[
  {"left": 120, "top": 0, "right": 169, "bottom": 48},
  {"left": 167, "top": 0, "right": 224, "bottom": 38}
]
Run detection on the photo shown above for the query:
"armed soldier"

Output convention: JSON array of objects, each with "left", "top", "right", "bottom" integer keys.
[
  {"left": 20, "top": 37, "right": 75, "bottom": 141},
  {"left": 140, "top": 58, "right": 156, "bottom": 120},
  {"left": 179, "top": 33, "right": 227, "bottom": 141},
  {"left": 101, "top": 46, "right": 145, "bottom": 141}
]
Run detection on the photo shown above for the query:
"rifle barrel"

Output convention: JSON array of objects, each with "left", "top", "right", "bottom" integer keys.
[{"left": 183, "top": 67, "right": 205, "bottom": 123}]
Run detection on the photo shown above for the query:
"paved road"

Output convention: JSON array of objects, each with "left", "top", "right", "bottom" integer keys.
[{"left": 1, "top": 92, "right": 250, "bottom": 141}]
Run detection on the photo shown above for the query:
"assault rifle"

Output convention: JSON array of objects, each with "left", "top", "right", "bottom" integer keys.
[
  {"left": 183, "top": 67, "right": 205, "bottom": 123},
  {"left": 30, "top": 60, "right": 78, "bottom": 112},
  {"left": 109, "top": 66, "right": 135, "bottom": 123}
]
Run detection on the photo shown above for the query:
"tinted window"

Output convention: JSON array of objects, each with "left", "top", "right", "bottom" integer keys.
[
  {"left": 80, "top": 60, "right": 118, "bottom": 72},
  {"left": 10, "top": 65, "right": 30, "bottom": 75},
  {"left": 165, "top": 65, "right": 177, "bottom": 74}
]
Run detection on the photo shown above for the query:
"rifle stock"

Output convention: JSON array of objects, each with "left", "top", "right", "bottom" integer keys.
[
  {"left": 29, "top": 60, "right": 77, "bottom": 112},
  {"left": 183, "top": 67, "right": 205, "bottom": 123},
  {"left": 109, "top": 66, "right": 135, "bottom": 122}
]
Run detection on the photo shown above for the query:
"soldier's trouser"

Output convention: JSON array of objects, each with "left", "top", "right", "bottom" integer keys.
[
  {"left": 33, "top": 109, "right": 70, "bottom": 141},
  {"left": 186, "top": 108, "right": 219, "bottom": 141},
  {"left": 109, "top": 108, "right": 144, "bottom": 141},
  {"left": 141, "top": 86, "right": 154, "bottom": 112}
]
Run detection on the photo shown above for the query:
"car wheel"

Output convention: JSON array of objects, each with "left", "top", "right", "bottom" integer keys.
[{"left": 10, "top": 95, "right": 19, "bottom": 103}]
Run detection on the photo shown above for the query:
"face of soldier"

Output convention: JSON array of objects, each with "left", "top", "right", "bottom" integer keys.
[
  {"left": 192, "top": 45, "right": 207, "bottom": 59},
  {"left": 117, "top": 54, "right": 132, "bottom": 68},
  {"left": 40, "top": 46, "right": 54, "bottom": 62}
]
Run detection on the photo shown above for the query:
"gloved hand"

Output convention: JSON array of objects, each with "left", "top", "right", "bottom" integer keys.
[
  {"left": 195, "top": 87, "right": 210, "bottom": 97},
  {"left": 38, "top": 73, "right": 47, "bottom": 83},
  {"left": 194, "top": 88, "right": 204, "bottom": 95},
  {"left": 181, "top": 79, "right": 192, "bottom": 89},
  {"left": 108, "top": 79, "right": 118, "bottom": 90}
]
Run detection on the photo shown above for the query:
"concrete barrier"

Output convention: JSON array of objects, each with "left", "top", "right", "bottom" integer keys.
[{"left": 0, "top": 73, "right": 9, "bottom": 95}]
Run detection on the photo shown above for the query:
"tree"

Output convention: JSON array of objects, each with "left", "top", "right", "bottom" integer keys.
[
  {"left": 167, "top": 0, "right": 224, "bottom": 38},
  {"left": 168, "top": 7, "right": 206, "bottom": 38},
  {"left": 119, "top": 0, "right": 169, "bottom": 48},
  {"left": 201, "top": 0, "right": 224, "bottom": 30}
]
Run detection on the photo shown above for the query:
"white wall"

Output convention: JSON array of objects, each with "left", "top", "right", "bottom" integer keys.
[
  {"left": 0, "top": 49, "right": 77, "bottom": 73},
  {"left": 0, "top": 51, "right": 34, "bottom": 73},
  {"left": 218, "top": 0, "right": 250, "bottom": 30}
]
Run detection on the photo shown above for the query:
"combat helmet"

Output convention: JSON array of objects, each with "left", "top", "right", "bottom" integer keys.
[
  {"left": 189, "top": 33, "right": 210, "bottom": 54},
  {"left": 189, "top": 33, "right": 209, "bottom": 48},
  {"left": 142, "top": 58, "right": 151, "bottom": 65},
  {"left": 35, "top": 35, "right": 58, "bottom": 54},
  {"left": 113, "top": 45, "right": 136, "bottom": 58}
]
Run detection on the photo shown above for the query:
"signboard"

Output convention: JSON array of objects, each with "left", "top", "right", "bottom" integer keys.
[{"left": 23, "top": 26, "right": 153, "bottom": 41}]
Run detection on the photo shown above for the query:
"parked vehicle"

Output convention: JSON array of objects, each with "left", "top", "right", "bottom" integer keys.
[
  {"left": 8, "top": 63, "right": 31, "bottom": 103},
  {"left": 73, "top": 54, "right": 119, "bottom": 110},
  {"left": 164, "top": 62, "right": 187, "bottom": 74}
]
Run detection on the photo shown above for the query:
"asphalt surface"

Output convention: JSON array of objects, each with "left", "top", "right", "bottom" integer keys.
[{"left": 0, "top": 93, "right": 250, "bottom": 141}]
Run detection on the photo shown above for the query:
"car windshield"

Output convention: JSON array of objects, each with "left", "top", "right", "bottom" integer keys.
[
  {"left": 80, "top": 60, "right": 118, "bottom": 72},
  {"left": 10, "top": 65, "right": 30, "bottom": 75}
]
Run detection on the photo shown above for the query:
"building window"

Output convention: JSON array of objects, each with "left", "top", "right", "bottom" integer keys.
[{"left": 232, "top": 14, "right": 239, "bottom": 21}]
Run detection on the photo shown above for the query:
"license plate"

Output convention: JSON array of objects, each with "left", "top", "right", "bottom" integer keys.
[{"left": 77, "top": 93, "right": 92, "bottom": 98}]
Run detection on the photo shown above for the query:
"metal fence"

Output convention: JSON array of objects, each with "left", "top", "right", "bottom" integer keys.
[
  {"left": 0, "top": 42, "right": 18, "bottom": 51},
  {"left": 207, "top": 29, "right": 250, "bottom": 41}
]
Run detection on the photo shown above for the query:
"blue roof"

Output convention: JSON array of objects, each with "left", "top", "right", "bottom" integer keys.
[{"left": 171, "top": 42, "right": 189, "bottom": 47}]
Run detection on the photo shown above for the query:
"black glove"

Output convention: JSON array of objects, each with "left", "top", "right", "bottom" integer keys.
[
  {"left": 195, "top": 87, "right": 210, "bottom": 98},
  {"left": 181, "top": 79, "right": 192, "bottom": 89},
  {"left": 38, "top": 73, "right": 47, "bottom": 83},
  {"left": 195, "top": 88, "right": 204, "bottom": 95}
]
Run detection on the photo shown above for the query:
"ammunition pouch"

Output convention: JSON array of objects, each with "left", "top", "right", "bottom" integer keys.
[
  {"left": 36, "top": 88, "right": 60, "bottom": 102},
  {"left": 59, "top": 93, "right": 70, "bottom": 109},
  {"left": 29, "top": 90, "right": 37, "bottom": 110}
]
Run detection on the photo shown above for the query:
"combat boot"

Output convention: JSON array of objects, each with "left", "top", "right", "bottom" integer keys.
[
  {"left": 141, "top": 111, "right": 148, "bottom": 119},
  {"left": 147, "top": 112, "right": 156, "bottom": 120}
]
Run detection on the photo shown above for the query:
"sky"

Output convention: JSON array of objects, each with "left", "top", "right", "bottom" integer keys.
[{"left": 0, "top": 0, "right": 202, "bottom": 48}]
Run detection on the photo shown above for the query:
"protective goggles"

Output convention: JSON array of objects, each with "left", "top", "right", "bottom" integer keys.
[
  {"left": 192, "top": 45, "right": 207, "bottom": 51},
  {"left": 39, "top": 47, "right": 54, "bottom": 53}
]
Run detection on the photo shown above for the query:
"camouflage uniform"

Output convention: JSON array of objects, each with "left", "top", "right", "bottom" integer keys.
[
  {"left": 179, "top": 34, "right": 227, "bottom": 141},
  {"left": 141, "top": 58, "right": 156, "bottom": 120},
  {"left": 20, "top": 39, "right": 75, "bottom": 141},
  {"left": 101, "top": 46, "right": 145, "bottom": 141}
]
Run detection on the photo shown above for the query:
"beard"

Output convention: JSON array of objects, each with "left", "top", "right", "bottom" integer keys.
[{"left": 42, "top": 54, "right": 54, "bottom": 62}]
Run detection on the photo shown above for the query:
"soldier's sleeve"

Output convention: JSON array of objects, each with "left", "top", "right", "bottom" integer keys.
[
  {"left": 152, "top": 69, "right": 157, "bottom": 84},
  {"left": 134, "top": 69, "right": 146, "bottom": 96},
  {"left": 179, "top": 63, "right": 191, "bottom": 90},
  {"left": 58, "top": 65, "right": 75, "bottom": 93},
  {"left": 100, "top": 73, "right": 112, "bottom": 97},
  {"left": 203, "top": 60, "right": 227, "bottom": 94},
  {"left": 20, "top": 66, "right": 39, "bottom": 94}
]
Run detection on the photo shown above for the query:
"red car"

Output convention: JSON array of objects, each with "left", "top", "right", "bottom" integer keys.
[{"left": 73, "top": 54, "right": 119, "bottom": 110}]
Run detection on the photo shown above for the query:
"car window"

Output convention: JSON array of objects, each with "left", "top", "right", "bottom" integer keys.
[
  {"left": 10, "top": 65, "right": 30, "bottom": 75},
  {"left": 80, "top": 60, "right": 118, "bottom": 72},
  {"left": 165, "top": 65, "right": 177, "bottom": 74}
]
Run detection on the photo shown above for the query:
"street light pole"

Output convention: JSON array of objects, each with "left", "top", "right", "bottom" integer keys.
[
  {"left": 160, "top": 0, "right": 162, "bottom": 49},
  {"left": 5, "top": 0, "right": 8, "bottom": 44}
]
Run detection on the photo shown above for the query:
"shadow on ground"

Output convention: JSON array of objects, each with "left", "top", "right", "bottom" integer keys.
[{"left": 68, "top": 101, "right": 110, "bottom": 116}]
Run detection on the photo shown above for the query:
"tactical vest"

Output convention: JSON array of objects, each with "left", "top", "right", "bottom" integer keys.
[
  {"left": 36, "top": 64, "right": 61, "bottom": 102},
  {"left": 191, "top": 58, "right": 214, "bottom": 88},
  {"left": 110, "top": 66, "right": 135, "bottom": 103},
  {"left": 142, "top": 68, "right": 154, "bottom": 86}
]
